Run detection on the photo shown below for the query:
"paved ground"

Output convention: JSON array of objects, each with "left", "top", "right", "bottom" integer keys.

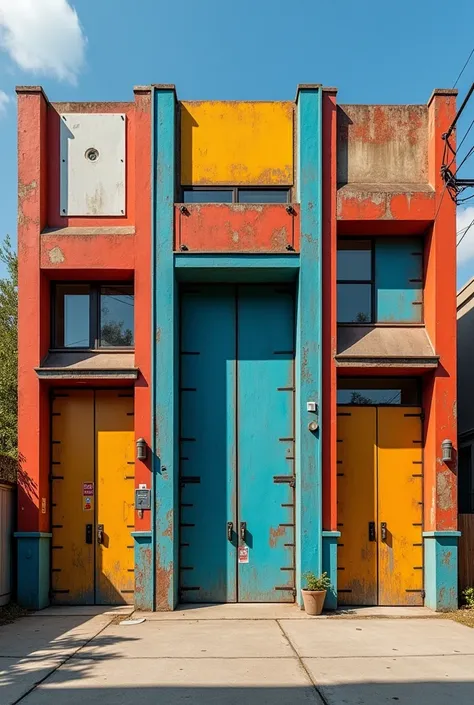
[{"left": 1, "top": 604, "right": 474, "bottom": 704}]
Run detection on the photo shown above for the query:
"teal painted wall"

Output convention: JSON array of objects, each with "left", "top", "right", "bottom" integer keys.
[
  {"left": 15, "top": 533, "right": 51, "bottom": 610},
  {"left": 424, "top": 532, "right": 460, "bottom": 611},
  {"left": 295, "top": 86, "right": 323, "bottom": 605}
]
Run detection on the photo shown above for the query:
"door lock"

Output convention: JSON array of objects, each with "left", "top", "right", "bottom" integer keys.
[
  {"left": 227, "top": 521, "right": 233, "bottom": 541},
  {"left": 368, "top": 521, "right": 376, "bottom": 542},
  {"left": 85, "top": 524, "right": 93, "bottom": 545},
  {"left": 97, "top": 523, "right": 104, "bottom": 545},
  {"left": 240, "top": 521, "right": 247, "bottom": 542},
  {"left": 381, "top": 522, "right": 387, "bottom": 542}
]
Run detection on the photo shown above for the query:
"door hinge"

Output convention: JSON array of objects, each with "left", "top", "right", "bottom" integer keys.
[
  {"left": 293, "top": 587, "right": 297, "bottom": 598},
  {"left": 422, "top": 589, "right": 426, "bottom": 599}
]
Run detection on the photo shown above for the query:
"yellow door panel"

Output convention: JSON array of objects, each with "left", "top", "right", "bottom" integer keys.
[
  {"left": 51, "top": 391, "right": 95, "bottom": 604},
  {"left": 337, "top": 407, "right": 377, "bottom": 606},
  {"left": 377, "top": 407, "right": 424, "bottom": 606},
  {"left": 95, "top": 391, "right": 135, "bottom": 605}
]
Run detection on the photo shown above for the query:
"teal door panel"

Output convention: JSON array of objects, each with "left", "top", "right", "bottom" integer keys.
[
  {"left": 179, "top": 286, "right": 237, "bottom": 602},
  {"left": 375, "top": 238, "right": 423, "bottom": 322},
  {"left": 237, "top": 286, "right": 295, "bottom": 602}
]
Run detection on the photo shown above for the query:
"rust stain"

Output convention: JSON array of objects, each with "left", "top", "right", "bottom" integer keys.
[
  {"left": 437, "top": 470, "right": 454, "bottom": 511},
  {"left": 269, "top": 525, "right": 285, "bottom": 548},
  {"left": 301, "top": 346, "right": 313, "bottom": 383},
  {"left": 442, "top": 550, "right": 452, "bottom": 566},
  {"left": 162, "top": 509, "right": 173, "bottom": 538},
  {"left": 155, "top": 562, "right": 172, "bottom": 610}
]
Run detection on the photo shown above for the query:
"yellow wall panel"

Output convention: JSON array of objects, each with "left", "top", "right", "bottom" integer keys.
[{"left": 180, "top": 101, "right": 294, "bottom": 185}]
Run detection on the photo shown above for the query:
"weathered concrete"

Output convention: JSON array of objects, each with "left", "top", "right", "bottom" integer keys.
[{"left": 0, "top": 656, "right": 63, "bottom": 704}]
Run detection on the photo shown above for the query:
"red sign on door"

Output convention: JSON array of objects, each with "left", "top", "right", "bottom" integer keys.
[
  {"left": 238, "top": 546, "right": 249, "bottom": 564},
  {"left": 83, "top": 482, "right": 94, "bottom": 496}
]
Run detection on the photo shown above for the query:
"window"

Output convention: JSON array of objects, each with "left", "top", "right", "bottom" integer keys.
[
  {"left": 337, "top": 240, "right": 372, "bottom": 323},
  {"left": 53, "top": 283, "right": 134, "bottom": 349},
  {"left": 337, "top": 378, "right": 420, "bottom": 405},
  {"left": 181, "top": 187, "right": 290, "bottom": 204}
]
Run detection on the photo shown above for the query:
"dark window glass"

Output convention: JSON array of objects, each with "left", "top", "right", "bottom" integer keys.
[
  {"left": 238, "top": 189, "right": 289, "bottom": 204},
  {"left": 337, "top": 240, "right": 372, "bottom": 281},
  {"left": 337, "top": 378, "right": 420, "bottom": 405},
  {"left": 182, "top": 189, "right": 233, "bottom": 203},
  {"left": 337, "top": 283, "right": 372, "bottom": 323},
  {"left": 54, "top": 284, "right": 90, "bottom": 348},
  {"left": 459, "top": 445, "right": 474, "bottom": 514},
  {"left": 100, "top": 286, "right": 134, "bottom": 347}
]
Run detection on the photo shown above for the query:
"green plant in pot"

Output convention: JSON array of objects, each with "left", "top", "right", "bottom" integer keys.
[{"left": 302, "top": 571, "right": 332, "bottom": 616}]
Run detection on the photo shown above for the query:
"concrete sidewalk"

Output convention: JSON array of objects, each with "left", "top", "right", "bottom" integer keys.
[{"left": 1, "top": 604, "right": 474, "bottom": 704}]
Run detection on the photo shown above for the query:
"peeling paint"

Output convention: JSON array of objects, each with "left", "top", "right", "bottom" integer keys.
[{"left": 48, "top": 246, "right": 65, "bottom": 264}]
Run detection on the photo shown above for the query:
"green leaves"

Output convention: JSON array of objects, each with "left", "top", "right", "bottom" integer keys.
[
  {"left": 0, "top": 235, "right": 18, "bottom": 460},
  {"left": 302, "top": 571, "right": 332, "bottom": 592}
]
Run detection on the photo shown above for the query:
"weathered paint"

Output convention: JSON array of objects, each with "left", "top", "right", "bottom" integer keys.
[
  {"left": 337, "top": 188, "right": 435, "bottom": 223},
  {"left": 238, "top": 285, "right": 295, "bottom": 601},
  {"left": 152, "top": 86, "right": 178, "bottom": 610},
  {"left": 131, "top": 532, "right": 153, "bottom": 610},
  {"left": 295, "top": 86, "right": 322, "bottom": 604},
  {"left": 95, "top": 391, "right": 135, "bottom": 604},
  {"left": 175, "top": 204, "right": 300, "bottom": 252},
  {"left": 180, "top": 101, "right": 293, "bottom": 185},
  {"left": 375, "top": 237, "right": 423, "bottom": 323},
  {"left": 337, "top": 406, "right": 423, "bottom": 606},
  {"left": 40, "top": 232, "right": 135, "bottom": 270},
  {"left": 424, "top": 532, "right": 461, "bottom": 611}
]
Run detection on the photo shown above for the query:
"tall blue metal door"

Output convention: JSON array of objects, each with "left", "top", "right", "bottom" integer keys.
[{"left": 179, "top": 285, "right": 295, "bottom": 603}]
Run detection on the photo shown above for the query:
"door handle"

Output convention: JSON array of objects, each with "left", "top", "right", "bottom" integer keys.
[
  {"left": 240, "top": 521, "right": 247, "bottom": 542},
  {"left": 227, "top": 521, "right": 233, "bottom": 541},
  {"left": 368, "top": 521, "right": 376, "bottom": 542},
  {"left": 97, "top": 523, "right": 104, "bottom": 545},
  {"left": 86, "top": 524, "right": 93, "bottom": 545},
  {"left": 381, "top": 522, "right": 387, "bottom": 542}
]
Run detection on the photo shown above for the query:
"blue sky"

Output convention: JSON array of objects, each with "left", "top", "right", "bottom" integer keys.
[{"left": 1, "top": 0, "right": 474, "bottom": 284}]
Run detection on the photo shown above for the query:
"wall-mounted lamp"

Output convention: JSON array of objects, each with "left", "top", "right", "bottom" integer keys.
[
  {"left": 441, "top": 439, "right": 453, "bottom": 463},
  {"left": 136, "top": 437, "right": 147, "bottom": 461}
]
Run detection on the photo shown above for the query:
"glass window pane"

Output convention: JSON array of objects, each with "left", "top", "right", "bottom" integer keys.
[
  {"left": 182, "top": 189, "right": 233, "bottom": 203},
  {"left": 238, "top": 189, "right": 289, "bottom": 203},
  {"left": 337, "top": 283, "right": 372, "bottom": 323},
  {"left": 337, "top": 378, "right": 420, "bottom": 405},
  {"left": 338, "top": 240, "right": 372, "bottom": 281},
  {"left": 54, "top": 284, "right": 90, "bottom": 348},
  {"left": 100, "top": 286, "right": 134, "bottom": 347}
]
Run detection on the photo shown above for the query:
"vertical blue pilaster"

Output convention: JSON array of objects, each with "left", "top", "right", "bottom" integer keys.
[
  {"left": 152, "top": 85, "right": 178, "bottom": 610},
  {"left": 295, "top": 86, "right": 323, "bottom": 606},
  {"left": 15, "top": 533, "right": 51, "bottom": 609},
  {"left": 131, "top": 531, "right": 153, "bottom": 610},
  {"left": 423, "top": 531, "right": 461, "bottom": 611}
]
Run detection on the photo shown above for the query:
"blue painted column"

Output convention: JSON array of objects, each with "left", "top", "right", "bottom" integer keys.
[
  {"left": 14, "top": 532, "right": 51, "bottom": 609},
  {"left": 322, "top": 531, "right": 340, "bottom": 609},
  {"left": 295, "top": 85, "right": 323, "bottom": 607},
  {"left": 152, "top": 85, "right": 178, "bottom": 610},
  {"left": 423, "top": 531, "right": 461, "bottom": 611}
]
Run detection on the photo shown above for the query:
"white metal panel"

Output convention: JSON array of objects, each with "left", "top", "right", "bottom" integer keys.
[
  {"left": 60, "top": 113, "right": 126, "bottom": 216},
  {"left": 0, "top": 484, "right": 13, "bottom": 606}
]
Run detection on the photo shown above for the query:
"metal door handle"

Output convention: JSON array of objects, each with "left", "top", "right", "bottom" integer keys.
[
  {"left": 97, "top": 524, "right": 104, "bottom": 545},
  {"left": 368, "top": 521, "right": 376, "bottom": 542},
  {"left": 381, "top": 522, "right": 387, "bottom": 542},
  {"left": 86, "top": 524, "right": 93, "bottom": 544},
  {"left": 240, "top": 521, "right": 247, "bottom": 541},
  {"left": 227, "top": 521, "right": 233, "bottom": 541}
]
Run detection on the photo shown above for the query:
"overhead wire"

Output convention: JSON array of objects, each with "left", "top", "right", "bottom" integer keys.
[
  {"left": 457, "top": 217, "right": 474, "bottom": 248},
  {"left": 453, "top": 46, "right": 474, "bottom": 88}
]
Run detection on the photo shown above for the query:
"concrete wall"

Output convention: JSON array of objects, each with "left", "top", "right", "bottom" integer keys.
[{"left": 337, "top": 105, "right": 428, "bottom": 186}]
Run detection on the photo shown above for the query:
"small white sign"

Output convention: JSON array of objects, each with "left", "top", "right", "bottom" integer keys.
[{"left": 238, "top": 546, "right": 249, "bottom": 564}]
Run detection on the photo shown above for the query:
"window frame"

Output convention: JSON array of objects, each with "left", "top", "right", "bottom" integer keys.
[
  {"left": 337, "top": 238, "right": 375, "bottom": 324},
  {"left": 51, "top": 281, "right": 135, "bottom": 351},
  {"left": 180, "top": 186, "right": 291, "bottom": 204}
]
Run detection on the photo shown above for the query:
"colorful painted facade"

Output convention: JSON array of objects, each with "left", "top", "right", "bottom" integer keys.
[{"left": 15, "top": 84, "right": 459, "bottom": 612}]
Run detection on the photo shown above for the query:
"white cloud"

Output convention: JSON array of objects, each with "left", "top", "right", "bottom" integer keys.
[
  {"left": 0, "top": 88, "right": 10, "bottom": 116},
  {"left": 457, "top": 206, "right": 474, "bottom": 265},
  {"left": 0, "top": 0, "right": 86, "bottom": 83}
]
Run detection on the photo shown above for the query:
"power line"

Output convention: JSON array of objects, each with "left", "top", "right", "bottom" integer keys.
[
  {"left": 454, "top": 46, "right": 474, "bottom": 88},
  {"left": 457, "top": 217, "right": 474, "bottom": 248}
]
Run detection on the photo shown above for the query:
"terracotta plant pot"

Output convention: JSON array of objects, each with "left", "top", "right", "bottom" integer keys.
[{"left": 301, "top": 589, "right": 327, "bottom": 616}]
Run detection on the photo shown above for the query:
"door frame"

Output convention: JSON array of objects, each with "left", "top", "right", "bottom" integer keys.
[
  {"left": 336, "top": 401, "right": 425, "bottom": 606},
  {"left": 49, "top": 386, "right": 135, "bottom": 605}
]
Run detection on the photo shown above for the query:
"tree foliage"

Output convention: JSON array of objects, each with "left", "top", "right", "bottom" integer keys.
[{"left": 0, "top": 236, "right": 18, "bottom": 458}]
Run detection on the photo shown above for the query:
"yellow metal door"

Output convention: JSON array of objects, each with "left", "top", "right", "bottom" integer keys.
[
  {"left": 377, "top": 407, "right": 424, "bottom": 606},
  {"left": 337, "top": 407, "right": 377, "bottom": 606},
  {"left": 95, "top": 391, "right": 135, "bottom": 605},
  {"left": 51, "top": 391, "right": 95, "bottom": 604}
]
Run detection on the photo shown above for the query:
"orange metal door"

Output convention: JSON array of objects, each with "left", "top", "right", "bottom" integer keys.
[
  {"left": 51, "top": 390, "right": 95, "bottom": 604},
  {"left": 377, "top": 407, "right": 424, "bottom": 606},
  {"left": 95, "top": 391, "right": 135, "bottom": 605},
  {"left": 337, "top": 407, "right": 377, "bottom": 606}
]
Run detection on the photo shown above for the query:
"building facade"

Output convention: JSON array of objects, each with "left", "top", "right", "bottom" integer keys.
[{"left": 16, "top": 84, "right": 459, "bottom": 612}]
